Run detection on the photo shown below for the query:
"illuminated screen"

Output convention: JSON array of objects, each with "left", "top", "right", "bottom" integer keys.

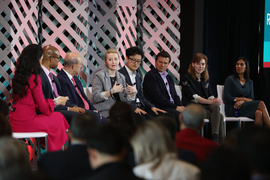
[{"left": 263, "top": 0, "right": 270, "bottom": 67}]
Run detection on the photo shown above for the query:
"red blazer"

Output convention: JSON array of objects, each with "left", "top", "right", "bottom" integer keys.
[{"left": 175, "top": 128, "right": 218, "bottom": 163}]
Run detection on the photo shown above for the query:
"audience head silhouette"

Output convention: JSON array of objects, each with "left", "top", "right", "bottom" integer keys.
[
  {"left": 70, "top": 113, "right": 98, "bottom": 144},
  {"left": 153, "top": 116, "right": 177, "bottom": 140},
  {"left": 201, "top": 146, "right": 251, "bottom": 180},
  {"left": 237, "top": 126, "right": 270, "bottom": 177},
  {"left": 131, "top": 121, "right": 176, "bottom": 170},
  {"left": 109, "top": 102, "right": 137, "bottom": 139},
  {"left": 86, "top": 123, "right": 129, "bottom": 169},
  {"left": 0, "top": 137, "right": 31, "bottom": 180},
  {"left": 180, "top": 103, "right": 206, "bottom": 131}
]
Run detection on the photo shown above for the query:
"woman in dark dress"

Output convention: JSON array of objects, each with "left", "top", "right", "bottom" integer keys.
[
  {"left": 181, "top": 53, "right": 224, "bottom": 143},
  {"left": 224, "top": 57, "right": 270, "bottom": 128}
]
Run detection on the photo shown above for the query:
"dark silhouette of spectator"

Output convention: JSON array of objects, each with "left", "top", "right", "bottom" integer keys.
[
  {"left": 83, "top": 123, "right": 143, "bottom": 180},
  {"left": 237, "top": 126, "right": 270, "bottom": 179},
  {"left": 201, "top": 146, "right": 251, "bottom": 180},
  {"left": 0, "top": 137, "right": 31, "bottom": 180},
  {"left": 109, "top": 101, "right": 137, "bottom": 139},
  {"left": 39, "top": 113, "right": 98, "bottom": 180},
  {"left": 153, "top": 115, "right": 198, "bottom": 166},
  {"left": 175, "top": 104, "right": 218, "bottom": 163},
  {"left": 131, "top": 121, "right": 200, "bottom": 180}
]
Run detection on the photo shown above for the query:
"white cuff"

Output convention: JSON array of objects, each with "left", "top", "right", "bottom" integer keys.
[
  {"left": 208, "top": 96, "right": 215, "bottom": 100},
  {"left": 192, "top": 94, "right": 200, "bottom": 103},
  {"left": 100, "top": 91, "right": 108, "bottom": 100}
]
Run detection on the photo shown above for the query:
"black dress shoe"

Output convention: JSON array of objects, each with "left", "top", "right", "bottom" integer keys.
[{"left": 212, "top": 134, "right": 220, "bottom": 144}]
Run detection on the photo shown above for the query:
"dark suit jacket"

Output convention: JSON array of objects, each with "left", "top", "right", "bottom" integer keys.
[
  {"left": 119, "top": 67, "right": 154, "bottom": 111},
  {"left": 181, "top": 73, "right": 213, "bottom": 106},
  {"left": 143, "top": 68, "right": 182, "bottom": 110},
  {"left": 80, "top": 162, "right": 143, "bottom": 180},
  {"left": 57, "top": 70, "right": 96, "bottom": 110},
  {"left": 39, "top": 144, "right": 92, "bottom": 180},
  {"left": 40, "top": 70, "right": 75, "bottom": 110}
]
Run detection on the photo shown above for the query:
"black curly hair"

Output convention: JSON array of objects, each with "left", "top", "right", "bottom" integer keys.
[{"left": 12, "top": 44, "right": 43, "bottom": 102}]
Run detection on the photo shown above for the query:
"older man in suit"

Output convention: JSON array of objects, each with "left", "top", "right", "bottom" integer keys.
[
  {"left": 40, "top": 45, "right": 99, "bottom": 124},
  {"left": 57, "top": 52, "right": 103, "bottom": 123},
  {"left": 119, "top": 47, "right": 166, "bottom": 121},
  {"left": 39, "top": 113, "right": 98, "bottom": 180},
  {"left": 143, "top": 50, "right": 185, "bottom": 127}
]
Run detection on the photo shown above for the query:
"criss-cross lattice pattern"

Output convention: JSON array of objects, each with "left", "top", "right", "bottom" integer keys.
[{"left": 0, "top": 0, "right": 180, "bottom": 100}]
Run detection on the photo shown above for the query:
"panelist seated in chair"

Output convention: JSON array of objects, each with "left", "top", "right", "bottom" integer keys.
[
  {"left": 181, "top": 53, "right": 224, "bottom": 143},
  {"left": 40, "top": 45, "right": 100, "bottom": 124},
  {"left": 224, "top": 57, "right": 270, "bottom": 128},
  {"left": 57, "top": 52, "right": 104, "bottom": 123},
  {"left": 119, "top": 47, "right": 166, "bottom": 121},
  {"left": 92, "top": 49, "right": 136, "bottom": 118},
  {"left": 143, "top": 50, "right": 184, "bottom": 128}
]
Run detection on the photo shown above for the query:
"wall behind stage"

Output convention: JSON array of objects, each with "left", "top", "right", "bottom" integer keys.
[
  {"left": 0, "top": 0, "right": 181, "bottom": 103},
  {"left": 204, "top": 0, "right": 270, "bottom": 109}
]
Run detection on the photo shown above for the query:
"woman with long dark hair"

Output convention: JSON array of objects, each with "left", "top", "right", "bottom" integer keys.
[
  {"left": 224, "top": 57, "right": 270, "bottom": 127},
  {"left": 9, "top": 44, "right": 70, "bottom": 151},
  {"left": 181, "top": 53, "right": 224, "bottom": 143}
]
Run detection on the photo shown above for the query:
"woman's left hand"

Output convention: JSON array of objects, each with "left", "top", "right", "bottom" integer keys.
[{"left": 234, "top": 100, "right": 244, "bottom": 109}]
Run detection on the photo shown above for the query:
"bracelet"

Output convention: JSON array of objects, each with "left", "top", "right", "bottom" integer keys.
[
  {"left": 112, "top": 88, "right": 116, "bottom": 93},
  {"left": 109, "top": 89, "right": 112, "bottom": 96}
]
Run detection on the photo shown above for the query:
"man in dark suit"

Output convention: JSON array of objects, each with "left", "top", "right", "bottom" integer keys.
[
  {"left": 40, "top": 45, "right": 99, "bottom": 124},
  {"left": 57, "top": 52, "right": 104, "bottom": 123},
  {"left": 143, "top": 50, "right": 185, "bottom": 127},
  {"left": 39, "top": 113, "right": 98, "bottom": 180},
  {"left": 119, "top": 47, "right": 166, "bottom": 120},
  {"left": 83, "top": 123, "right": 143, "bottom": 180},
  {"left": 175, "top": 104, "right": 218, "bottom": 164}
]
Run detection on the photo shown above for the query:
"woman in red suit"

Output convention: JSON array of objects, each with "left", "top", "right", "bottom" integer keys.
[{"left": 9, "top": 44, "right": 70, "bottom": 151}]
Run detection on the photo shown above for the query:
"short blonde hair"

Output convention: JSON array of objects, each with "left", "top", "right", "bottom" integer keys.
[
  {"left": 131, "top": 121, "right": 176, "bottom": 171},
  {"left": 104, "top": 49, "right": 120, "bottom": 61}
]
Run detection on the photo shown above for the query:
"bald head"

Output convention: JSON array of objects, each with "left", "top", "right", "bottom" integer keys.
[
  {"left": 42, "top": 45, "right": 60, "bottom": 70},
  {"left": 63, "top": 52, "right": 82, "bottom": 76},
  {"left": 42, "top": 45, "right": 60, "bottom": 62},
  {"left": 181, "top": 104, "right": 206, "bottom": 130}
]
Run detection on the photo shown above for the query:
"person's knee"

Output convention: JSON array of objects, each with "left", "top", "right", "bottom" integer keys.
[
  {"left": 259, "top": 101, "right": 266, "bottom": 107},
  {"left": 255, "top": 110, "right": 262, "bottom": 117},
  {"left": 211, "top": 104, "right": 221, "bottom": 112}
]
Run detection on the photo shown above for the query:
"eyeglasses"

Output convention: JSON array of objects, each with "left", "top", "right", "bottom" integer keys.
[
  {"left": 129, "top": 57, "right": 141, "bottom": 64},
  {"left": 50, "top": 56, "right": 61, "bottom": 61}
]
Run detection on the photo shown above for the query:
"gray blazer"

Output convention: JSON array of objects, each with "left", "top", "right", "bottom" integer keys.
[{"left": 92, "top": 67, "right": 131, "bottom": 117}]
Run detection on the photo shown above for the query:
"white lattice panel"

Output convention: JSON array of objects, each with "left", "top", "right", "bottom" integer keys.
[
  {"left": 86, "top": 0, "right": 137, "bottom": 84},
  {"left": 0, "top": 0, "right": 181, "bottom": 100},
  {"left": 141, "top": 0, "right": 180, "bottom": 83}
]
